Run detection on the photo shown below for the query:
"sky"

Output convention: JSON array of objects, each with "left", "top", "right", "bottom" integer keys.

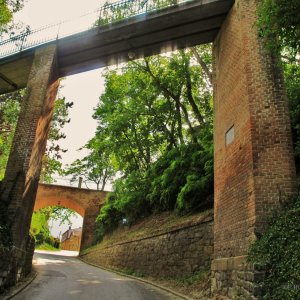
[
  {"left": 14, "top": 0, "right": 110, "bottom": 238},
  {"left": 15, "top": 0, "right": 107, "bottom": 168}
]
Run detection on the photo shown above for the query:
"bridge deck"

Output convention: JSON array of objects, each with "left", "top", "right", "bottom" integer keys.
[{"left": 0, "top": 0, "right": 234, "bottom": 95}]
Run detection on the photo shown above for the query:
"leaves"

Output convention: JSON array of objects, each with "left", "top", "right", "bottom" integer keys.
[
  {"left": 93, "top": 48, "right": 215, "bottom": 241},
  {"left": 257, "top": 0, "right": 300, "bottom": 60},
  {"left": 248, "top": 194, "right": 300, "bottom": 299},
  {"left": 65, "top": 137, "right": 116, "bottom": 190},
  {"left": 0, "top": 90, "right": 73, "bottom": 182},
  {"left": 30, "top": 206, "right": 76, "bottom": 246}
]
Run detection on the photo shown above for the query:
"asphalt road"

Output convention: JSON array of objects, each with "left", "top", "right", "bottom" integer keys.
[{"left": 14, "top": 251, "right": 178, "bottom": 300}]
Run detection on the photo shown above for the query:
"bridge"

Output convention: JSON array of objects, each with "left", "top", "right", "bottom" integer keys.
[
  {"left": 0, "top": 0, "right": 233, "bottom": 94},
  {"left": 34, "top": 183, "right": 107, "bottom": 250},
  {"left": 0, "top": 0, "right": 297, "bottom": 298}
]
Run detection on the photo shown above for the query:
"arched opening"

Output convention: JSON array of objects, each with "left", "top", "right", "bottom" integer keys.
[
  {"left": 33, "top": 184, "right": 107, "bottom": 251},
  {"left": 31, "top": 205, "right": 83, "bottom": 253},
  {"left": 33, "top": 186, "right": 86, "bottom": 253}
]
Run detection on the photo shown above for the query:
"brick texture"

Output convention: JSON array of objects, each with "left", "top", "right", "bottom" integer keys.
[
  {"left": 212, "top": 0, "right": 297, "bottom": 298},
  {"left": 34, "top": 184, "right": 107, "bottom": 250},
  {"left": 0, "top": 45, "right": 59, "bottom": 290}
]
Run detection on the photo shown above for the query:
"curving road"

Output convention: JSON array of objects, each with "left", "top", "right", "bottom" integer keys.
[{"left": 14, "top": 251, "right": 179, "bottom": 300}]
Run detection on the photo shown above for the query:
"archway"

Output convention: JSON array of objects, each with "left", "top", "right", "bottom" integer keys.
[{"left": 34, "top": 183, "right": 107, "bottom": 250}]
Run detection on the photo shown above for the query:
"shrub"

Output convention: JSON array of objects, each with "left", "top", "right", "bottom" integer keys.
[
  {"left": 95, "top": 141, "right": 214, "bottom": 242},
  {"left": 248, "top": 193, "right": 300, "bottom": 299}
]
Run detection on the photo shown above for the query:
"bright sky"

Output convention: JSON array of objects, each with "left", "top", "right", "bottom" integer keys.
[
  {"left": 15, "top": 0, "right": 108, "bottom": 168},
  {"left": 14, "top": 0, "right": 110, "bottom": 238}
]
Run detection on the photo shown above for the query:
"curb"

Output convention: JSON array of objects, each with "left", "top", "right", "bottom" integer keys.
[
  {"left": 78, "top": 257, "right": 193, "bottom": 300},
  {"left": 2, "top": 271, "right": 37, "bottom": 300}
]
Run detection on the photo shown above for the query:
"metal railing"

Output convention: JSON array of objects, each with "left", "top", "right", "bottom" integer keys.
[
  {"left": 40, "top": 176, "right": 113, "bottom": 191},
  {"left": 0, "top": 0, "right": 192, "bottom": 59}
]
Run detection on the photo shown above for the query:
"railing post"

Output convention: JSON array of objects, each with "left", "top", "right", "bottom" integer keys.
[
  {"left": 56, "top": 21, "right": 62, "bottom": 40},
  {"left": 19, "top": 34, "right": 26, "bottom": 52}
]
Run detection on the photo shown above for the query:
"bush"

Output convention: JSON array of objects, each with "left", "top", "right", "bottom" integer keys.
[
  {"left": 95, "top": 193, "right": 123, "bottom": 242},
  {"left": 95, "top": 141, "right": 214, "bottom": 242},
  {"left": 248, "top": 193, "right": 300, "bottom": 300}
]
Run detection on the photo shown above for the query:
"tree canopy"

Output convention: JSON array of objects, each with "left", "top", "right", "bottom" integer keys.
[
  {"left": 256, "top": 0, "right": 300, "bottom": 173},
  {"left": 91, "top": 46, "right": 214, "bottom": 241},
  {"left": 0, "top": 89, "right": 73, "bottom": 182}
]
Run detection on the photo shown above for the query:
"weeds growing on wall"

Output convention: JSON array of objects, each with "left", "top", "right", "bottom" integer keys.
[{"left": 248, "top": 193, "right": 300, "bottom": 300}]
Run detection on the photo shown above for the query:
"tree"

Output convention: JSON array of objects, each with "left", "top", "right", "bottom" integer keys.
[
  {"left": 0, "top": 91, "right": 22, "bottom": 179},
  {"left": 30, "top": 206, "right": 77, "bottom": 246},
  {"left": 256, "top": 0, "right": 300, "bottom": 60},
  {"left": 65, "top": 138, "right": 116, "bottom": 190},
  {"left": 93, "top": 47, "right": 215, "bottom": 239},
  {"left": 0, "top": 90, "right": 73, "bottom": 182},
  {"left": 256, "top": 1, "right": 300, "bottom": 174},
  {"left": 41, "top": 97, "right": 73, "bottom": 183},
  {"left": 0, "top": 0, "right": 28, "bottom": 38},
  {"left": 93, "top": 46, "right": 213, "bottom": 174}
]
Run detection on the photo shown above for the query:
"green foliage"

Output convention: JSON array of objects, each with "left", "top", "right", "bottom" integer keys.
[
  {"left": 178, "top": 269, "right": 209, "bottom": 286},
  {"left": 30, "top": 206, "right": 76, "bottom": 246},
  {"left": 121, "top": 267, "right": 144, "bottom": 278},
  {"left": 256, "top": 1, "right": 300, "bottom": 173},
  {"left": 65, "top": 137, "right": 116, "bottom": 190},
  {"left": 36, "top": 242, "right": 60, "bottom": 251},
  {"left": 94, "top": 48, "right": 214, "bottom": 242},
  {"left": 95, "top": 0, "right": 178, "bottom": 27},
  {"left": 0, "top": 0, "right": 25, "bottom": 37},
  {"left": 0, "top": 0, "right": 12, "bottom": 30},
  {"left": 30, "top": 210, "right": 51, "bottom": 245},
  {"left": 41, "top": 97, "right": 73, "bottom": 183},
  {"left": 0, "top": 95, "right": 20, "bottom": 179},
  {"left": 256, "top": 0, "right": 300, "bottom": 59},
  {"left": 284, "top": 59, "right": 300, "bottom": 174},
  {"left": 96, "top": 140, "right": 213, "bottom": 241},
  {"left": 95, "top": 194, "right": 122, "bottom": 241},
  {"left": 248, "top": 194, "right": 300, "bottom": 299},
  {"left": 147, "top": 141, "right": 213, "bottom": 213},
  {"left": 0, "top": 90, "right": 72, "bottom": 182}
]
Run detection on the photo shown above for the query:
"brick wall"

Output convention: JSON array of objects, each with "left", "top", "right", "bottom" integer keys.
[
  {"left": 34, "top": 184, "right": 107, "bottom": 250},
  {"left": 212, "top": 0, "right": 297, "bottom": 298},
  {"left": 0, "top": 44, "right": 59, "bottom": 292},
  {"left": 61, "top": 235, "right": 81, "bottom": 251},
  {"left": 81, "top": 212, "right": 213, "bottom": 279}
]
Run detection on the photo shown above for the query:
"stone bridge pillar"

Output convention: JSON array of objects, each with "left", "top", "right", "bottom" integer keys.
[
  {"left": 0, "top": 45, "right": 59, "bottom": 287},
  {"left": 212, "top": 0, "right": 297, "bottom": 298}
]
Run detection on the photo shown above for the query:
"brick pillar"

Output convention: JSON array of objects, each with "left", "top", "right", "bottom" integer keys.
[
  {"left": 211, "top": 0, "right": 297, "bottom": 298},
  {"left": 0, "top": 44, "right": 59, "bottom": 285},
  {"left": 80, "top": 207, "right": 100, "bottom": 251}
]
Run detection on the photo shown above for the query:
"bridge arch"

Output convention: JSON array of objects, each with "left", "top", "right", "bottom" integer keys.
[{"left": 34, "top": 184, "right": 107, "bottom": 250}]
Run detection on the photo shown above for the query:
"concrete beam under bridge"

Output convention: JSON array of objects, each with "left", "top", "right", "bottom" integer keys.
[{"left": 0, "top": 0, "right": 234, "bottom": 95}]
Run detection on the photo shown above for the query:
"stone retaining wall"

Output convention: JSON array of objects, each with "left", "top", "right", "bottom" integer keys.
[{"left": 81, "top": 212, "right": 213, "bottom": 278}]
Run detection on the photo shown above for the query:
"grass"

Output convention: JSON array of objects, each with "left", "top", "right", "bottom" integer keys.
[
  {"left": 121, "top": 268, "right": 144, "bottom": 278},
  {"left": 178, "top": 269, "right": 209, "bottom": 286},
  {"left": 96, "top": 209, "right": 213, "bottom": 249},
  {"left": 35, "top": 243, "right": 60, "bottom": 251}
]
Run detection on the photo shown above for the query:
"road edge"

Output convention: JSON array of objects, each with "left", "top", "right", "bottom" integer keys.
[
  {"left": 2, "top": 271, "right": 37, "bottom": 300},
  {"left": 78, "top": 257, "right": 193, "bottom": 300}
]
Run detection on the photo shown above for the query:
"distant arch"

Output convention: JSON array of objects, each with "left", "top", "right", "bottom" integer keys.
[{"left": 34, "top": 183, "right": 107, "bottom": 250}]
